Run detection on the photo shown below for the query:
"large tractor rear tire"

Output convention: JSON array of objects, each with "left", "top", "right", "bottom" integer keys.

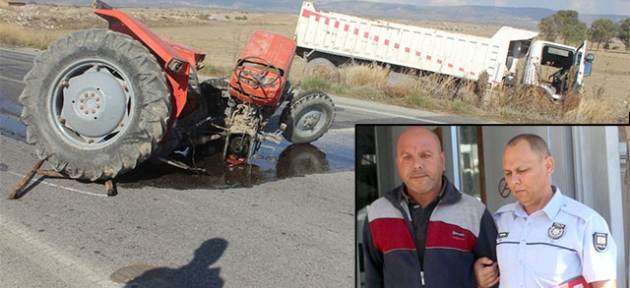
[
  {"left": 19, "top": 29, "right": 171, "bottom": 181},
  {"left": 281, "top": 90, "right": 335, "bottom": 144}
]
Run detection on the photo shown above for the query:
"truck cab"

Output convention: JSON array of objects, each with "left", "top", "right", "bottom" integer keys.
[{"left": 521, "top": 40, "right": 594, "bottom": 99}]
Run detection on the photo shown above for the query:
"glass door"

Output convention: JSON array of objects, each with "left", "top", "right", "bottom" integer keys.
[{"left": 457, "top": 126, "right": 486, "bottom": 204}]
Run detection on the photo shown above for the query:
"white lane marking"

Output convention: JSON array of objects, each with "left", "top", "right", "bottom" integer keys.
[
  {"left": 334, "top": 103, "right": 445, "bottom": 124},
  {"left": 0, "top": 218, "right": 119, "bottom": 288},
  {"left": 7, "top": 171, "right": 108, "bottom": 197}
]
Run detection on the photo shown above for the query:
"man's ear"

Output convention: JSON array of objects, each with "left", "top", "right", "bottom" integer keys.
[{"left": 544, "top": 156, "right": 555, "bottom": 175}]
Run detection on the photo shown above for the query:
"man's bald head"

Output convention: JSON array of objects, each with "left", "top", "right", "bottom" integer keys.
[
  {"left": 397, "top": 127, "right": 442, "bottom": 156},
  {"left": 506, "top": 134, "right": 551, "bottom": 159}
]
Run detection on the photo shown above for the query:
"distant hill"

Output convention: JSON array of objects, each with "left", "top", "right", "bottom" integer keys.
[
  {"left": 315, "top": 2, "right": 554, "bottom": 29},
  {"left": 34, "top": 0, "right": 629, "bottom": 29}
]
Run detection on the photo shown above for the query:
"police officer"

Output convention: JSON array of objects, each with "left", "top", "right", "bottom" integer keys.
[{"left": 475, "top": 134, "right": 617, "bottom": 288}]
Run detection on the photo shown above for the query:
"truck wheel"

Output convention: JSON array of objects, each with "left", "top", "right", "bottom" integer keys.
[
  {"left": 281, "top": 90, "right": 335, "bottom": 144},
  {"left": 19, "top": 29, "right": 171, "bottom": 181},
  {"left": 304, "top": 57, "right": 340, "bottom": 83}
]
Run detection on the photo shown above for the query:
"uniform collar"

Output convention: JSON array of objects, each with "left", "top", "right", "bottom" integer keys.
[{"left": 514, "top": 185, "right": 563, "bottom": 219}]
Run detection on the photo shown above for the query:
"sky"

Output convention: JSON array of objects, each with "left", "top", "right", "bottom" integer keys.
[{"left": 365, "top": 0, "right": 630, "bottom": 15}]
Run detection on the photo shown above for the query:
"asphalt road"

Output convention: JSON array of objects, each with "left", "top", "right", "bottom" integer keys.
[{"left": 0, "top": 46, "right": 490, "bottom": 288}]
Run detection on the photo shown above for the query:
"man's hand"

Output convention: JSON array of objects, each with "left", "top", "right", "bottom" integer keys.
[
  {"left": 591, "top": 279, "right": 617, "bottom": 288},
  {"left": 474, "top": 257, "right": 499, "bottom": 288}
]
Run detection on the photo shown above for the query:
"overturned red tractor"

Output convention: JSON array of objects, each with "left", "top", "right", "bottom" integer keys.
[{"left": 19, "top": 1, "right": 335, "bottom": 181}]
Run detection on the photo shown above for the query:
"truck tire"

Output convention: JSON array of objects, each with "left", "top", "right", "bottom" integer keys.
[
  {"left": 304, "top": 57, "right": 340, "bottom": 83},
  {"left": 19, "top": 29, "right": 171, "bottom": 181},
  {"left": 281, "top": 90, "right": 335, "bottom": 144}
]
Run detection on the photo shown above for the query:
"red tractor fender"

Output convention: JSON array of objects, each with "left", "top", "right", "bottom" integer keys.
[{"left": 93, "top": 2, "right": 205, "bottom": 118}]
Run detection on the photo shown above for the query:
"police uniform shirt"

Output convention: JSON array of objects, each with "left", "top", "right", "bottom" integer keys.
[{"left": 494, "top": 186, "right": 617, "bottom": 288}]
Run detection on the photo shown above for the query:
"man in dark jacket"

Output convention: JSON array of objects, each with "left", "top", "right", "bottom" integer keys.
[{"left": 362, "top": 127, "right": 498, "bottom": 288}]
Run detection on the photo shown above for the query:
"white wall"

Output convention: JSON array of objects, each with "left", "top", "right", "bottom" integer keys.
[{"left": 571, "top": 126, "right": 626, "bottom": 287}]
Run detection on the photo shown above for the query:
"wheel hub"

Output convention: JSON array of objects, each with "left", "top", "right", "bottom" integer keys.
[
  {"left": 298, "top": 110, "right": 323, "bottom": 133},
  {"left": 60, "top": 67, "right": 128, "bottom": 138}
]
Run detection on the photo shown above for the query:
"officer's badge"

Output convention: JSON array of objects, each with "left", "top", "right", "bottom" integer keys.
[
  {"left": 548, "top": 222, "right": 565, "bottom": 239},
  {"left": 593, "top": 233, "right": 608, "bottom": 252}
]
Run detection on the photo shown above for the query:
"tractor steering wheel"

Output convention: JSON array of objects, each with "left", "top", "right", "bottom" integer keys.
[{"left": 234, "top": 56, "right": 281, "bottom": 89}]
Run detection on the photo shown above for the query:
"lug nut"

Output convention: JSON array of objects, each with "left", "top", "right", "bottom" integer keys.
[
  {"left": 90, "top": 92, "right": 95, "bottom": 97},
  {"left": 91, "top": 109, "right": 96, "bottom": 114},
  {"left": 87, "top": 139, "right": 94, "bottom": 144},
  {"left": 58, "top": 117, "right": 65, "bottom": 124},
  {"left": 119, "top": 122, "right": 124, "bottom": 127},
  {"left": 95, "top": 97, "right": 100, "bottom": 102},
  {"left": 79, "top": 98, "right": 84, "bottom": 103},
  {"left": 96, "top": 104, "right": 100, "bottom": 109},
  {"left": 84, "top": 110, "right": 89, "bottom": 114},
  {"left": 80, "top": 105, "right": 84, "bottom": 109}
]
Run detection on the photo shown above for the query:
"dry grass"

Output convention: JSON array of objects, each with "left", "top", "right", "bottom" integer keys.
[
  {"left": 2, "top": 3, "right": 628, "bottom": 123},
  {"left": 0, "top": 23, "right": 68, "bottom": 50}
]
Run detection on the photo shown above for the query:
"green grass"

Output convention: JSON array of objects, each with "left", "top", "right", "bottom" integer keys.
[{"left": 300, "top": 77, "right": 330, "bottom": 91}]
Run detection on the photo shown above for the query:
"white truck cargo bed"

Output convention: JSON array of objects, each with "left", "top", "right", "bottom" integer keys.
[{"left": 294, "top": 2, "right": 538, "bottom": 85}]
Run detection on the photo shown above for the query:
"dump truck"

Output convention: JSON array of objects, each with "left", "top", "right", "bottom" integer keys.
[
  {"left": 18, "top": 1, "right": 335, "bottom": 181},
  {"left": 294, "top": 1, "right": 594, "bottom": 99}
]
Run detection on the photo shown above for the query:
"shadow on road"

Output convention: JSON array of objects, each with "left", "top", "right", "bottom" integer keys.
[{"left": 112, "top": 238, "right": 228, "bottom": 288}]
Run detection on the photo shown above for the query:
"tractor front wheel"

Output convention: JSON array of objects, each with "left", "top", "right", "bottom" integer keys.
[
  {"left": 19, "top": 29, "right": 171, "bottom": 181},
  {"left": 281, "top": 90, "right": 335, "bottom": 144}
]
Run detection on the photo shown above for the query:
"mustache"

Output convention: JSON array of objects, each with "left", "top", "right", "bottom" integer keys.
[{"left": 409, "top": 171, "right": 429, "bottom": 178}]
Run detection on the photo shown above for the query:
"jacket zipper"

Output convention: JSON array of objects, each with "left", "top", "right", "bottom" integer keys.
[{"left": 421, "top": 270, "right": 425, "bottom": 286}]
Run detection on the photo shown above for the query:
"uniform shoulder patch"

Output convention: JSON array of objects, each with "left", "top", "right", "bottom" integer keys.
[{"left": 593, "top": 233, "right": 608, "bottom": 252}]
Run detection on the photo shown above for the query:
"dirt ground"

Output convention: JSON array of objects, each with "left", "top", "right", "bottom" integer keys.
[{"left": 584, "top": 47, "right": 630, "bottom": 99}]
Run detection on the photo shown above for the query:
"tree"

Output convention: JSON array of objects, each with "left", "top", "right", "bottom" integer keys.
[
  {"left": 557, "top": 10, "right": 587, "bottom": 46},
  {"left": 619, "top": 18, "right": 630, "bottom": 52},
  {"left": 537, "top": 10, "right": 588, "bottom": 46},
  {"left": 588, "top": 19, "right": 619, "bottom": 50},
  {"left": 539, "top": 15, "right": 559, "bottom": 42}
]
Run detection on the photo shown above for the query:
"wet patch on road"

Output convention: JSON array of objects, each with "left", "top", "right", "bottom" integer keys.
[
  {"left": 1, "top": 109, "right": 354, "bottom": 190},
  {"left": 117, "top": 136, "right": 353, "bottom": 190}
]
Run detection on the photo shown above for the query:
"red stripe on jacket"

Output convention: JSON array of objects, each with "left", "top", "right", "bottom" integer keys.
[
  {"left": 370, "top": 218, "right": 415, "bottom": 253},
  {"left": 426, "top": 221, "right": 477, "bottom": 251}
]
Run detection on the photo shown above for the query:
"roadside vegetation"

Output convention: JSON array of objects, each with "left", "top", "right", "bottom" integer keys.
[
  {"left": 292, "top": 60, "right": 628, "bottom": 123},
  {"left": 0, "top": 23, "right": 62, "bottom": 50}
]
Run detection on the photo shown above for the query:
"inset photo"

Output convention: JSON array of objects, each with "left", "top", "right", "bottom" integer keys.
[{"left": 355, "top": 125, "right": 628, "bottom": 288}]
